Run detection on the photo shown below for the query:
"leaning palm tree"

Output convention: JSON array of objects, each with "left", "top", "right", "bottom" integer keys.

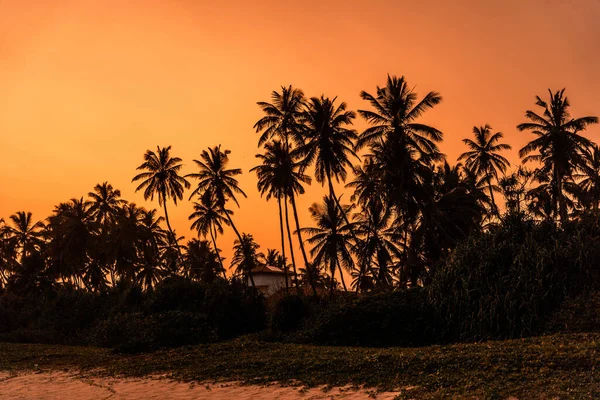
[
  {"left": 518, "top": 89, "right": 598, "bottom": 223},
  {"left": 188, "top": 191, "right": 229, "bottom": 277},
  {"left": 186, "top": 146, "right": 247, "bottom": 244},
  {"left": 132, "top": 146, "right": 190, "bottom": 255},
  {"left": 301, "top": 195, "right": 355, "bottom": 292},
  {"left": 458, "top": 125, "right": 511, "bottom": 215},
  {"left": 254, "top": 85, "right": 306, "bottom": 147},
  {"left": 230, "top": 233, "right": 261, "bottom": 287},
  {"left": 87, "top": 182, "right": 127, "bottom": 225},
  {"left": 300, "top": 95, "right": 358, "bottom": 230}
]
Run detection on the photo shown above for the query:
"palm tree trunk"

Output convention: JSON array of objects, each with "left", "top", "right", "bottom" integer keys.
[
  {"left": 161, "top": 200, "right": 181, "bottom": 259},
  {"left": 326, "top": 174, "right": 358, "bottom": 238},
  {"left": 329, "top": 258, "right": 336, "bottom": 293},
  {"left": 284, "top": 195, "right": 299, "bottom": 290},
  {"left": 278, "top": 196, "right": 290, "bottom": 292},
  {"left": 336, "top": 259, "right": 348, "bottom": 291},
  {"left": 488, "top": 180, "right": 498, "bottom": 217},
  {"left": 224, "top": 210, "right": 255, "bottom": 287},
  {"left": 209, "top": 224, "right": 227, "bottom": 279},
  {"left": 289, "top": 192, "right": 316, "bottom": 296}
]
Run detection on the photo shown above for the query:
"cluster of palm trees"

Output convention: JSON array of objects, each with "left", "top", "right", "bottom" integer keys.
[{"left": 2, "top": 75, "right": 599, "bottom": 294}]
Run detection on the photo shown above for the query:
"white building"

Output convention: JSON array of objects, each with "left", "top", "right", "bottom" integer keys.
[{"left": 248, "top": 265, "right": 288, "bottom": 296}]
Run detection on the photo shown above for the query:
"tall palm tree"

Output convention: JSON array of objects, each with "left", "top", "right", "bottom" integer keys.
[
  {"left": 458, "top": 125, "right": 511, "bottom": 216},
  {"left": 356, "top": 74, "right": 443, "bottom": 157},
  {"left": 300, "top": 95, "right": 358, "bottom": 230},
  {"left": 87, "top": 182, "right": 127, "bottom": 225},
  {"left": 230, "top": 233, "right": 261, "bottom": 287},
  {"left": 132, "top": 146, "right": 190, "bottom": 255},
  {"left": 518, "top": 89, "right": 598, "bottom": 223},
  {"left": 186, "top": 146, "right": 247, "bottom": 245},
  {"left": 7, "top": 211, "right": 45, "bottom": 261},
  {"left": 188, "top": 191, "right": 229, "bottom": 278},
  {"left": 301, "top": 195, "right": 354, "bottom": 292},
  {"left": 254, "top": 85, "right": 306, "bottom": 147},
  {"left": 251, "top": 141, "right": 312, "bottom": 289}
]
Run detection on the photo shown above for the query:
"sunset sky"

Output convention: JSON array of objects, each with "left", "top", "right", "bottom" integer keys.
[{"left": 2, "top": 0, "right": 600, "bottom": 263}]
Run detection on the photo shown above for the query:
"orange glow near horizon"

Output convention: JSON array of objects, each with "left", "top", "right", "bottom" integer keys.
[{"left": 2, "top": 0, "right": 600, "bottom": 264}]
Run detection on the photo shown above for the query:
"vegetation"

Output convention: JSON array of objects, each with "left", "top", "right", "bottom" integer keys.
[
  {"left": 2, "top": 75, "right": 600, "bottom": 368},
  {"left": 2, "top": 332, "right": 600, "bottom": 399}
]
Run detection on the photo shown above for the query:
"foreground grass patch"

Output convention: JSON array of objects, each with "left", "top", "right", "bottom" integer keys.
[{"left": 1, "top": 333, "right": 599, "bottom": 399}]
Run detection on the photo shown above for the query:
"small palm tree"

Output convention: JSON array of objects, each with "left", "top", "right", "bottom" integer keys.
[
  {"left": 188, "top": 192, "right": 229, "bottom": 278},
  {"left": 458, "top": 125, "right": 511, "bottom": 216},
  {"left": 7, "top": 211, "right": 45, "bottom": 261},
  {"left": 230, "top": 233, "right": 261, "bottom": 287},
  {"left": 87, "top": 182, "right": 127, "bottom": 225},
  {"left": 575, "top": 146, "right": 600, "bottom": 211},
  {"left": 186, "top": 146, "right": 247, "bottom": 244},
  {"left": 301, "top": 195, "right": 354, "bottom": 292},
  {"left": 518, "top": 89, "right": 598, "bottom": 223},
  {"left": 132, "top": 146, "right": 190, "bottom": 255},
  {"left": 184, "top": 239, "right": 223, "bottom": 283}
]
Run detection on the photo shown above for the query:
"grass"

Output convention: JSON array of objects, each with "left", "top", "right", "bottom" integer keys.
[{"left": 1, "top": 332, "right": 600, "bottom": 399}]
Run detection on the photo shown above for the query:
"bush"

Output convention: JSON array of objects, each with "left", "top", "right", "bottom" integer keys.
[
  {"left": 270, "top": 289, "right": 437, "bottom": 347},
  {"left": 88, "top": 311, "right": 217, "bottom": 353},
  {"left": 429, "top": 214, "right": 600, "bottom": 342}
]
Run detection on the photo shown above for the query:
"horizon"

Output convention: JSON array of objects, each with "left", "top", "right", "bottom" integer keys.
[{"left": 2, "top": 0, "right": 600, "bottom": 262}]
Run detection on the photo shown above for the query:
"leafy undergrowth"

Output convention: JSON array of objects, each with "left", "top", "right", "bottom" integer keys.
[{"left": 1, "top": 333, "right": 600, "bottom": 399}]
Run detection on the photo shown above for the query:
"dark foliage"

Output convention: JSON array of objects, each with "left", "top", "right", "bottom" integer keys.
[{"left": 429, "top": 213, "right": 600, "bottom": 341}]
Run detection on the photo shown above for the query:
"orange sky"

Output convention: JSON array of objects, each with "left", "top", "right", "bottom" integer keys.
[{"left": 2, "top": 0, "right": 600, "bottom": 264}]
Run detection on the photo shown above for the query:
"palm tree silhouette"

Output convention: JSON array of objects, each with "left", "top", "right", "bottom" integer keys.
[
  {"left": 458, "top": 125, "right": 511, "bottom": 216},
  {"left": 184, "top": 238, "right": 223, "bottom": 283},
  {"left": 301, "top": 195, "right": 354, "bottom": 292},
  {"left": 87, "top": 182, "right": 127, "bottom": 225},
  {"left": 7, "top": 211, "right": 45, "bottom": 261},
  {"left": 189, "top": 191, "right": 229, "bottom": 278},
  {"left": 230, "top": 233, "right": 261, "bottom": 287},
  {"left": 300, "top": 95, "right": 358, "bottom": 235},
  {"left": 251, "top": 140, "right": 312, "bottom": 290},
  {"left": 254, "top": 85, "right": 306, "bottom": 147},
  {"left": 518, "top": 89, "right": 598, "bottom": 223},
  {"left": 356, "top": 75, "right": 443, "bottom": 156},
  {"left": 132, "top": 146, "right": 190, "bottom": 255},
  {"left": 186, "top": 146, "right": 247, "bottom": 247}
]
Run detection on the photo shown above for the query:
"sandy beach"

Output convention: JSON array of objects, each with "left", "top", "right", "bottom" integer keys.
[{"left": 0, "top": 371, "right": 402, "bottom": 399}]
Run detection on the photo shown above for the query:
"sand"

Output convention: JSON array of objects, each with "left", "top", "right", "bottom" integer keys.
[{"left": 0, "top": 371, "right": 402, "bottom": 399}]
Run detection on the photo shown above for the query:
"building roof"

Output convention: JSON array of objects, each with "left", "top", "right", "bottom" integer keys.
[{"left": 250, "top": 265, "right": 287, "bottom": 275}]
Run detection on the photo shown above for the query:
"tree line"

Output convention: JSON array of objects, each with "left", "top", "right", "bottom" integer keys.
[{"left": 1, "top": 75, "right": 598, "bottom": 295}]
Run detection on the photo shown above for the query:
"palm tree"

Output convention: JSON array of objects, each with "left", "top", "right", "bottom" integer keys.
[
  {"left": 254, "top": 85, "right": 306, "bottom": 147},
  {"left": 300, "top": 95, "right": 358, "bottom": 232},
  {"left": 186, "top": 146, "right": 247, "bottom": 245},
  {"left": 230, "top": 233, "right": 261, "bottom": 287},
  {"left": 251, "top": 141, "right": 312, "bottom": 289},
  {"left": 184, "top": 239, "right": 223, "bottom": 283},
  {"left": 87, "top": 182, "right": 127, "bottom": 225},
  {"left": 574, "top": 145, "right": 600, "bottom": 211},
  {"left": 356, "top": 75, "right": 443, "bottom": 157},
  {"left": 7, "top": 211, "right": 45, "bottom": 261},
  {"left": 132, "top": 145, "right": 190, "bottom": 255},
  {"left": 188, "top": 191, "right": 229, "bottom": 278},
  {"left": 301, "top": 195, "right": 354, "bottom": 292},
  {"left": 518, "top": 89, "right": 598, "bottom": 223},
  {"left": 458, "top": 125, "right": 511, "bottom": 216}
]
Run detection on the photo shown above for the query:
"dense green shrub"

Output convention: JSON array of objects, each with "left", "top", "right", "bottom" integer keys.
[{"left": 429, "top": 214, "right": 600, "bottom": 341}]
